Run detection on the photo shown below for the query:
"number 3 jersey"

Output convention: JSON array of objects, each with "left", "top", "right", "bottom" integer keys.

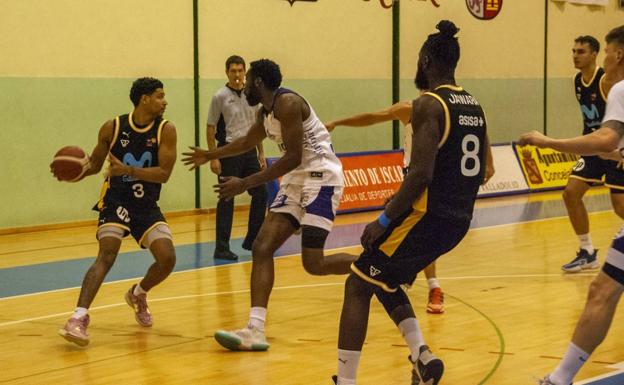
[
  {"left": 421, "top": 85, "right": 487, "bottom": 223},
  {"left": 95, "top": 113, "right": 167, "bottom": 210}
]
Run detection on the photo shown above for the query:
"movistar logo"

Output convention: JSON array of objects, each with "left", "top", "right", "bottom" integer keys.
[
  {"left": 122, "top": 152, "right": 152, "bottom": 182},
  {"left": 123, "top": 152, "right": 152, "bottom": 168},
  {"left": 581, "top": 104, "right": 600, "bottom": 120}
]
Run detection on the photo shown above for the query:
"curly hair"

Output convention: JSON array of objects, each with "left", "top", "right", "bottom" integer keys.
[
  {"left": 248, "top": 59, "right": 282, "bottom": 90},
  {"left": 129, "top": 77, "right": 163, "bottom": 106},
  {"left": 422, "top": 20, "right": 461, "bottom": 72}
]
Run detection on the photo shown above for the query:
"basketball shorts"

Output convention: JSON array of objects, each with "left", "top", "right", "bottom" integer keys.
[
  {"left": 96, "top": 201, "right": 167, "bottom": 248},
  {"left": 604, "top": 225, "right": 624, "bottom": 286},
  {"left": 352, "top": 213, "right": 470, "bottom": 292},
  {"left": 269, "top": 184, "right": 343, "bottom": 232},
  {"left": 570, "top": 155, "right": 624, "bottom": 191}
]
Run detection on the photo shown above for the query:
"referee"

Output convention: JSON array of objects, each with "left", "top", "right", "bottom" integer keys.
[{"left": 207, "top": 55, "right": 267, "bottom": 260}]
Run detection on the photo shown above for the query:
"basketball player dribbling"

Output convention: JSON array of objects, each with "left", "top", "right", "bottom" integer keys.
[{"left": 54, "top": 78, "right": 178, "bottom": 346}]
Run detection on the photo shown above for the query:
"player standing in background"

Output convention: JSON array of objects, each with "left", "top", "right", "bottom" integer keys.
[
  {"left": 560, "top": 35, "right": 624, "bottom": 273},
  {"left": 520, "top": 26, "right": 624, "bottom": 385}
]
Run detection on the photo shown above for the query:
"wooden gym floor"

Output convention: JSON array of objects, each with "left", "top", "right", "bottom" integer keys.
[{"left": 0, "top": 188, "right": 623, "bottom": 385}]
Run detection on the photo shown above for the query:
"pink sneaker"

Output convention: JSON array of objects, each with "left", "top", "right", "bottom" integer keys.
[
  {"left": 124, "top": 284, "right": 153, "bottom": 327},
  {"left": 58, "top": 314, "right": 90, "bottom": 346}
]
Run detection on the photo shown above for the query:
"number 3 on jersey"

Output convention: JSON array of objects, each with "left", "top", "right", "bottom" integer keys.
[
  {"left": 132, "top": 183, "right": 145, "bottom": 198},
  {"left": 461, "top": 134, "right": 481, "bottom": 177}
]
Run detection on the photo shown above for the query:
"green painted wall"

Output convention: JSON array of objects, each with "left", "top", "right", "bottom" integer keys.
[
  {"left": 2, "top": 0, "right": 623, "bottom": 229},
  {"left": 0, "top": 78, "right": 195, "bottom": 228}
]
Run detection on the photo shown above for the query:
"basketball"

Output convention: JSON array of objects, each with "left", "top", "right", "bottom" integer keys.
[{"left": 51, "top": 146, "right": 90, "bottom": 182}]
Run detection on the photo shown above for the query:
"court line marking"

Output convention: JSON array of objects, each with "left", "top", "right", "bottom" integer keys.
[
  {"left": 575, "top": 362, "right": 624, "bottom": 385},
  {"left": 0, "top": 205, "right": 610, "bottom": 301},
  {"left": 0, "top": 268, "right": 598, "bottom": 328}
]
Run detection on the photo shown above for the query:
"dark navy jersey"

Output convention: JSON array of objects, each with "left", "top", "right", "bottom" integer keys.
[
  {"left": 575, "top": 67, "right": 607, "bottom": 135},
  {"left": 422, "top": 85, "right": 487, "bottom": 223},
  {"left": 96, "top": 113, "right": 167, "bottom": 210}
]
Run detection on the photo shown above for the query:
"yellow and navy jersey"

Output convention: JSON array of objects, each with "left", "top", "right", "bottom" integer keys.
[
  {"left": 575, "top": 67, "right": 607, "bottom": 135},
  {"left": 421, "top": 85, "right": 487, "bottom": 223},
  {"left": 96, "top": 113, "right": 167, "bottom": 210}
]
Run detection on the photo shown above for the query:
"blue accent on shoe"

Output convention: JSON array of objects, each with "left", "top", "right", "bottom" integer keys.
[{"left": 561, "top": 249, "right": 599, "bottom": 273}]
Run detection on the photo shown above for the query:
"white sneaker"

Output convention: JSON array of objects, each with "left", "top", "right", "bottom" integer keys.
[{"left": 214, "top": 325, "right": 270, "bottom": 351}]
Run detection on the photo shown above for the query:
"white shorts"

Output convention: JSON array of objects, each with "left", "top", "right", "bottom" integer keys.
[
  {"left": 605, "top": 225, "right": 624, "bottom": 285},
  {"left": 269, "top": 184, "right": 343, "bottom": 232}
]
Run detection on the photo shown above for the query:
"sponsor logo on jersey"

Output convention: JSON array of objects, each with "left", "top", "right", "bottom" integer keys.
[
  {"left": 370, "top": 266, "right": 381, "bottom": 277},
  {"left": 120, "top": 139, "right": 130, "bottom": 148},
  {"left": 572, "top": 158, "right": 586, "bottom": 172}
]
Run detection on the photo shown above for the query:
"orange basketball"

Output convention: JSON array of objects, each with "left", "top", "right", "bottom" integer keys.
[{"left": 51, "top": 146, "right": 89, "bottom": 182}]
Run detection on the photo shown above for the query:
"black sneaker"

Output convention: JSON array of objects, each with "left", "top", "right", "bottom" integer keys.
[
  {"left": 410, "top": 345, "right": 444, "bottom": 385},
  {"left": 561, "top": 249, "right": 599, "bottom": 273},
  {"left": 214, "top": 250, "right": 239, "bottom": 260}
]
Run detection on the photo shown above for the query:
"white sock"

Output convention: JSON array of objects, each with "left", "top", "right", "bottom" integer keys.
[
  {"left": 398, "top": 318, "right": 426, "bottom": 359},
  {"left": 427, "top": 278, "right": 441, "bottom": 290},
  {"left": 133, "top": 284, "right": 147, "bottom": 296},
  {"left": 71, "top": 307, "right": 88, "bottom": 319},
  {"left": 578, "top": 234, "right": 594, "bottom": 254},
  {"left": 550, "top": 342, "right": 589, "bottom": 385},
  {"left": 337, "top": 349, "right": 360, "bottom": 385},
  {"left": 248, "top": 307, "right": 267, "bottom": 331}
]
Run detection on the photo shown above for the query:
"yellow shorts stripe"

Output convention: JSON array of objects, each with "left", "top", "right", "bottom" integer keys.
[
  {"left": 604, "top": 183, "right": 624, "bottom": 191},
  {"left": 569, "top": 175, "right": 602, "bottom": 183},
  {"left": 350, "top": 264, "right": 397, "bottom": 293},
  {"left": 96, "top": 179, "right": 111, "bottom": 210},
  {"left": 379, "top": 190, "right": 428, "bottom": 257}
]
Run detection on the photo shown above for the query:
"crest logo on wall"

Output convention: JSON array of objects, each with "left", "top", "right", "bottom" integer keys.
[{"left": 466, "top": 0, "right": 503, "bottom": 20}]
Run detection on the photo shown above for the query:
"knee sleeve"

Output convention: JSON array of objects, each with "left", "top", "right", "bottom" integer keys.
[
  {"left": 375, "top": 287, "right": 411, "bottom": 315},
  {"left": 301, "top": 225, "right": 329, "bottom": 248},
  {"left": 142, "top": 224, "right": 173, "bottom": 249},
  {"left": 96, "top": 225, "right": 125, "bottom": 241}
]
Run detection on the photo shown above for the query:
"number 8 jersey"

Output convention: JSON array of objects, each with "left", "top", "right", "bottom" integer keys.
[
  {"left": 96, "top": 113, "right": 167, "bottom": 210},
  {"left": 421, "top": 85, "right": 487, "bottom": 223}
]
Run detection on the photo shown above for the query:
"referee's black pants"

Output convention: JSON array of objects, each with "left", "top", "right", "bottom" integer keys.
[{"left": 215, "top": 147, "right": 267, "bottom": 253}]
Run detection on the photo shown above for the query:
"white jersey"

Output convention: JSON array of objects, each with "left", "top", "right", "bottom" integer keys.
[
  {"left": 263, "top": 88, "right": 343, "bottom": 186},
  {"left": 605, "top": 80, "right": 624, "bottom": 150}
]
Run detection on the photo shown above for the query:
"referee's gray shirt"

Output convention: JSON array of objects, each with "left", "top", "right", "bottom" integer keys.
[{"left": 207, "top": 85, "right": 259, "bottom": 144}]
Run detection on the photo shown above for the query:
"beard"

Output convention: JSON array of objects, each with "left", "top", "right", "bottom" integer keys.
[
  {"left": 245, "top": 88, "right": 262, "bottom": 106},
  {"left": 415, "top": 67, "right": 429, "bottom": 91}
]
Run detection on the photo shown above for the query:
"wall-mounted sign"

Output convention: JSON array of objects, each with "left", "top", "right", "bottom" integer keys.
[{"left": 466, "top": 0, "right": 503, "bottom": 20}]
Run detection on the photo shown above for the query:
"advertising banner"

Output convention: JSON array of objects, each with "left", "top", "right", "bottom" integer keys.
[
  {"left": 478, "top": 144, "right": 529, "bottom": 197},
  {"left": 267, "top": 150, "right": 404, "bottom": 214},
  {"left": 513, "top": 144, "right": 581, "bottom": 190}
]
